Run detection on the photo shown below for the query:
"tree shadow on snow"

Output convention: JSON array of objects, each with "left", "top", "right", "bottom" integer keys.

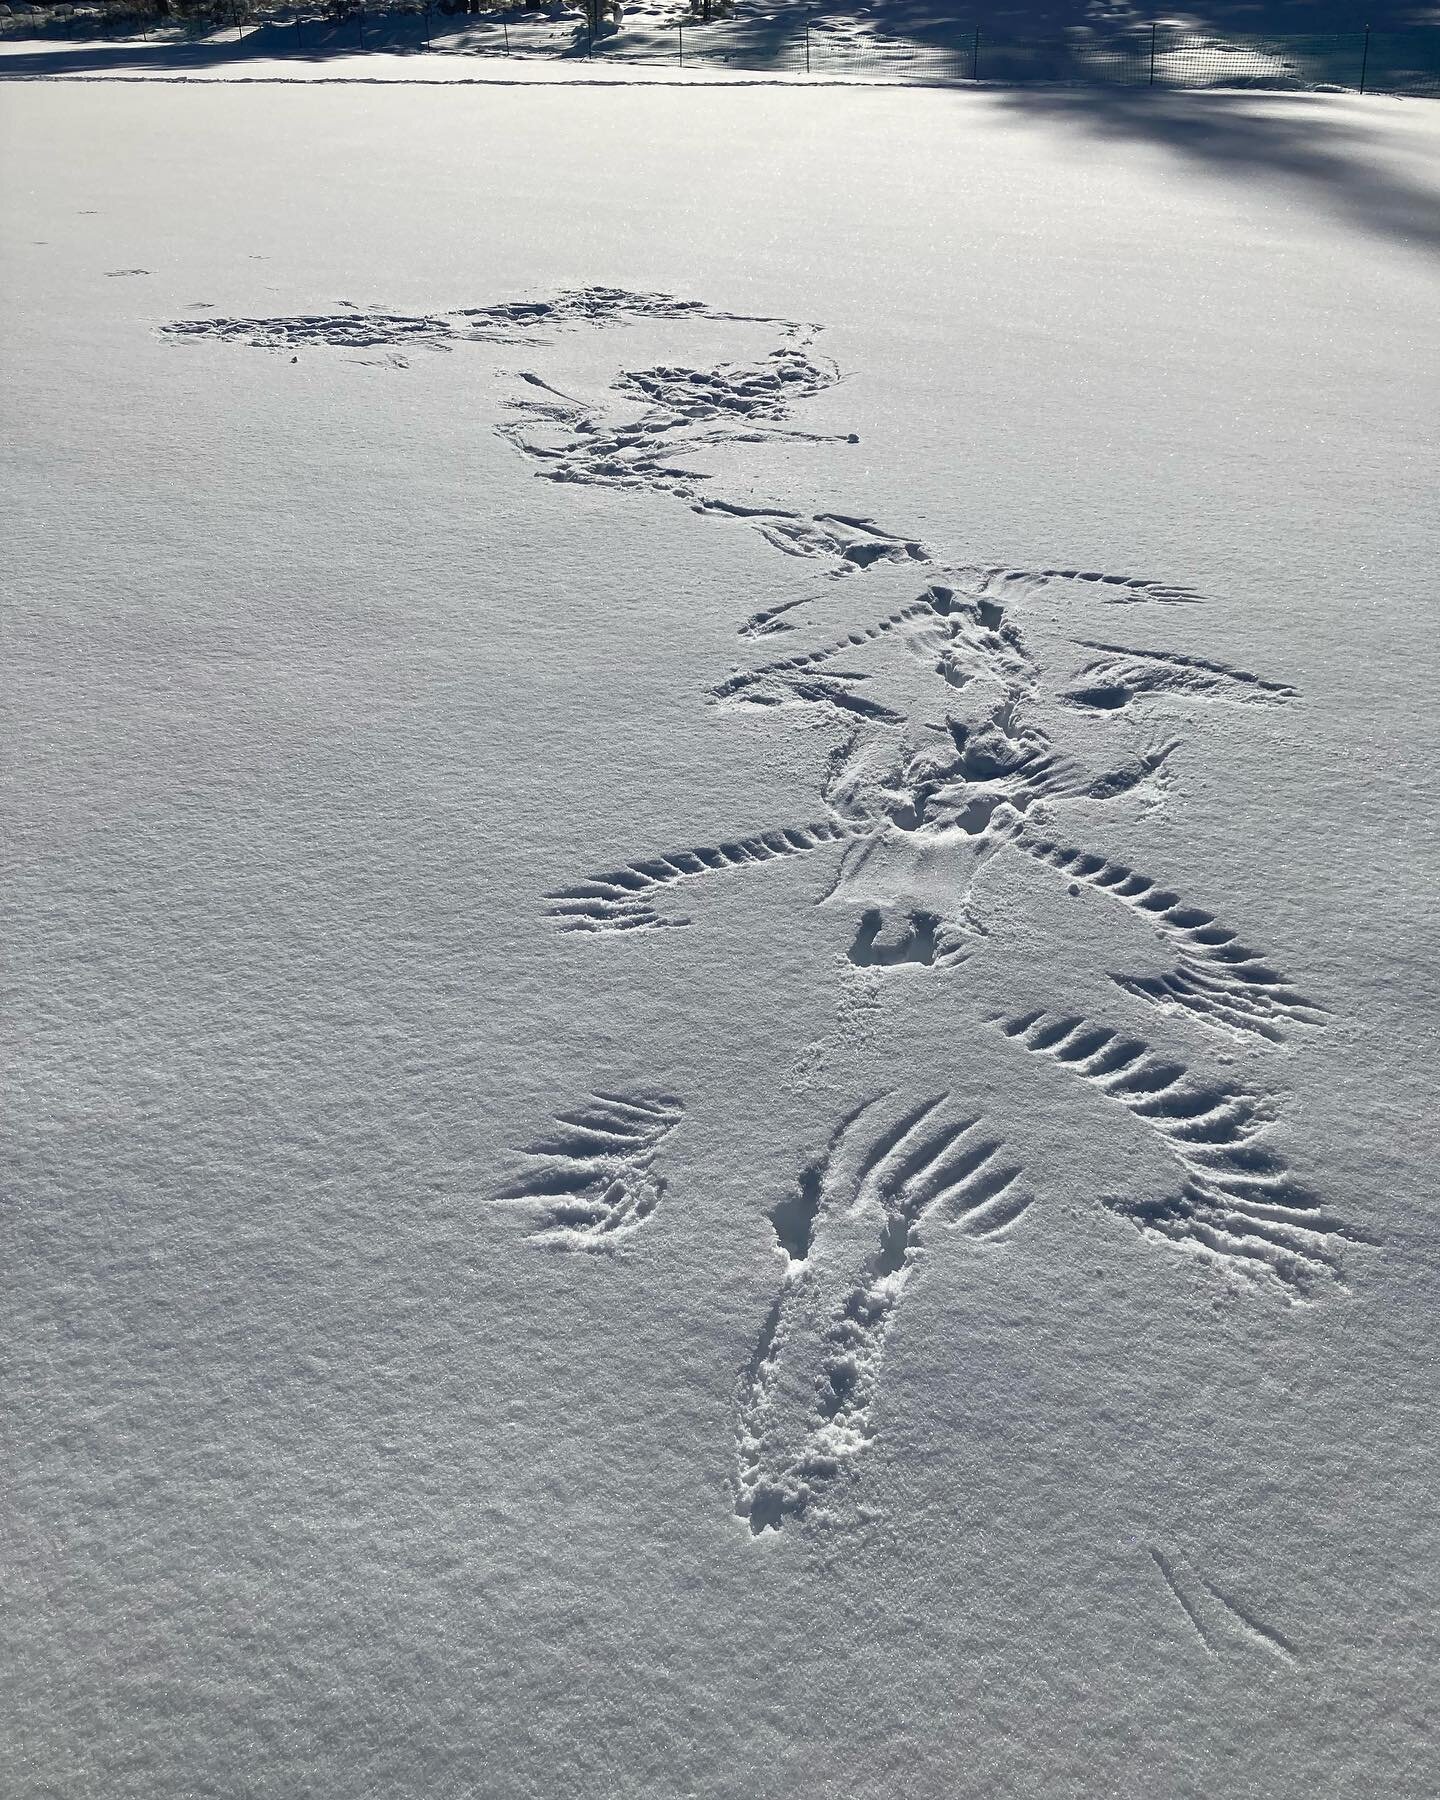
[
  {"left": 989, "top": 86, "right": 1440, "bottom": 258},
  {"left": 0, "top": 9, "right": 594, "bottom": 76},
  {"left": 808, "top": 0, "right": 1437, "bottom": 48}
]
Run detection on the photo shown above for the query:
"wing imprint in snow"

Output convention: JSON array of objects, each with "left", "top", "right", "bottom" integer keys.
[
  {"left": 1062, "top": 640, "right": 1297, "bottom": 712},
  {"left": 993, "top": 823, "right": 1328, "bottom": 1043},
  {"left": 491, "top": 1091, "right": 683, "bottom": 1248},
  {"left": 948, "top": 564, "right": 1204, "bottom": 606},
  {"left": 546, "top": 818, "right": 872, "bottom": 935},
  {"left": 991, "top": 1010, "right": 1368, "bottom": 1298}
]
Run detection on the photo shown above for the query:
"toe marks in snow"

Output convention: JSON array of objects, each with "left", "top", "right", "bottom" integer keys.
[{"left": 1149, "top": 1547, "right": 1299, "bottom": 1664}]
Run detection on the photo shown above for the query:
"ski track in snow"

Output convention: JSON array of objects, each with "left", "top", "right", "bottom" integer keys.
[
  {"left": 734, "top": 1091, "right": 1032, "bottom": 1534},
  {"left": 489, "top": 1090, "right": 683, "bottom": 1248}
]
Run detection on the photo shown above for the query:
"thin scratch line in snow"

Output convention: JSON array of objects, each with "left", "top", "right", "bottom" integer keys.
[
  {"left": 1148, "top": 1548, "right": 1220, "bottom": 1654},
  {"left": 1196, "top": 1573, "right": 1299, "bottom": 1664}
]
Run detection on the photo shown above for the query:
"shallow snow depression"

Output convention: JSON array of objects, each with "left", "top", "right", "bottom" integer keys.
[{"left": 4, "top": 78, "right": 1439, "bottom": 1800}]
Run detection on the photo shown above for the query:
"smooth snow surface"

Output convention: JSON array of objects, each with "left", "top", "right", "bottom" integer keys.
[{"left": 3, "top": 81, "right": 1439, "bottom": 1800}]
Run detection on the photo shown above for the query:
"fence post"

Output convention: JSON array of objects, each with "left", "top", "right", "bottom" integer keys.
[
  {"left": 1358, "top": 23, "right": 1370, "bottom": 92},
  {"left": 357, "top": 4, "right": 364, "bottom": 49},
  {"left": 972, "top": 25, "right": 979, "bottom": 80},
  {"left": 422, "top": 1, "right": 430, "bottom": 49},
  {"left": 805, "top": 17, "right": 810, "bottom": 72},
  {"left": 503, "top": 19, "right": 509, "bottom": 52},
  {"left": 677, "top": 20, "right": 682, "bottom": 65},
  {"left": 295, "top": 7, "right": 302, "bottom": 48},
  {"left": 1148, "top": 20, "right": 1156, "bottom": 85}
]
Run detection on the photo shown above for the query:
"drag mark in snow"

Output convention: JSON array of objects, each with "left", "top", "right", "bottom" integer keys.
[
  {"left": 163, "top": 292, "right": 1212, "bottom": 610},
  {"left": 545, "top": 816, "right": 874, "bottom": 935},
  {"left": 1148, "top": 1547, "right": 1299, "bottom": 1664},
  {"left": 990, "top": 1009, "right": 1367, "bottom": 1298},
  {"left": 498, "top": 346, "right": 928, "bottom": 579},
  {"left": 164, "top": 287, "right": 914, "bottom": 574},
  {"left": 996, "top": 825, "right": 1328, "bottom": 1044},
  {"left": 734, "top": 1092, "right": 1031, "bottom": 1534},
  {"left": 489, "top": 1090, "right": 683, "bottom": 1248},
  {"left": 160, "top": 286, "right": 797, "bottom": 351},
  {"left": 164, "top": 308, "right": 461, "bottom": 350},
  {"left": 105, "top": 267, "right": 151, "bottom": 278},
  {"left": 497, "top": 341, "right": 846, "bottom": 485},
  {"left": 614, "top": 345, "right": 840, "bottom": 423},
  {"left": 1062, "top": 640, "right": 1297, "bottom": 712}
]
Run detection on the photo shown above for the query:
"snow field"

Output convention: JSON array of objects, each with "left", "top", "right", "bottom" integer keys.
[{"left": 3, "top": 79, "right": 1439, "bottom": 1800}]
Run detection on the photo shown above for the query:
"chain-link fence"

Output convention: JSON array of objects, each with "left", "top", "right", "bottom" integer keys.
[{"left": 3, "top": 1, "right": 1438, "bottom": 97}]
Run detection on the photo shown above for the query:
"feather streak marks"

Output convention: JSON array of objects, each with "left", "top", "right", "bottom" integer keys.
[
  {"left": 545, "top": 818, "right": 870, "bottom": 935},
  {"left": 490, "top": 1091, "right": 683, "bottom": 1248},
  {"left": 991, "top": 1010, "right": 1367, "bottom": 1299},
  {"left": 1005, "top": 826, "right": 1328, "bottom": 1043}
]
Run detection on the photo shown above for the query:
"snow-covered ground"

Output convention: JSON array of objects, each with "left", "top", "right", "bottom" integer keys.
[{"left": 3, "top": 77, "right": 1438, "bottom": 1800}]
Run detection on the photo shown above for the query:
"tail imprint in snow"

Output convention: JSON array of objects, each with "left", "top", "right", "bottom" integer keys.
[{"left": 734, "top": 1091, "right": 1031, "bottom": 1535}]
